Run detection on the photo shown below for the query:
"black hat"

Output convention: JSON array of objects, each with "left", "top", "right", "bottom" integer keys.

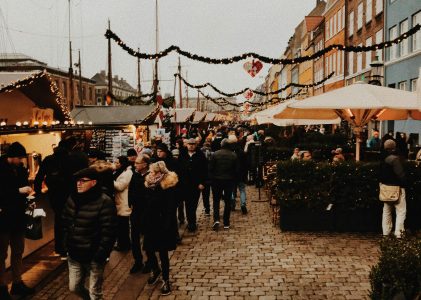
[
  {"left": 156, "top": 143, "right": 169, "bottom": 153},
  {"left": 127, "top": 148, "right": 137, "bottom": 157},
  {"left": 74, "top": 168, "right": 99, "bottom": 180},
  {"left": 7, "top": 142, "right": 27, "bottom": 158}
]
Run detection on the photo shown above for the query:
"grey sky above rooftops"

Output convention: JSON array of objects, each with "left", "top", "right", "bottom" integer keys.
[{"left": 1, "top": 0, "right": 314, "bottom": 100}]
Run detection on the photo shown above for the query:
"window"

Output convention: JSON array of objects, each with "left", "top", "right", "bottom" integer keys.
[
  {"left": 349, "top": 11, "right": 354, "bottom": 36},
  {"left": 366, "top": 37, "right": 372, "bottom": 67},
  {"left": 413, "top": 11, "right": 421, "bottom": 51},
  {"left": 337, "top": 51, "right": 342, "bottom": 74},
  {"left": 326, "top": 20, "right": 330, "bottom": 39},
  {"left": 398, "top": 81, "right": 406, "bottom": 91},
  {"left": 400, "top": 19, "right": 408, "bottom": 56},
  {"left": 333, "top": 13, "right": 337, "bottom": 36},
  {"left": 62, "top": 82, "right": 67, "bottom": 97},
  {"left": 375, "top": 0, "right": 383, "bottom": 15},
  {"left": 330, "top": 17, "right": 334, "bottom": 38},
  {"left": 411, "top": 78, "right": 417, "bottom": 92},
  {"left": 333, "top": 52, "right": 337, "bottom": 74},
  {"left": 348, "top": 52, "right": 354, "bottom": 75},
  {"left": 357, "top": 43, "right": 363, "bottom": 72},
  {"left": 376, "top": 29, "right": 383, "bottom": 59},
  {"left": 338, "top": 10, "right": 342, "bottom": 31},
  {"left": 357, "top": 3, "right": 363, "bottom": 30},
  {"left": 342, "top": 7, "right": 345, "bottom": 30},
  {"left": 389, "top": 26, "right": 397, "bottom": 60},
  {"left": 366, "top": 0, "right": 372, "bottom": 23}
]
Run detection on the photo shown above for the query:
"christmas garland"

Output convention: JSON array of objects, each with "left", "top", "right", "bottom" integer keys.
[
  {"left": 176, "top": 72, "right": 333, "bottom": 97},
  {"left": 105, "top": 24, "right": 420, "bottom": 65}
]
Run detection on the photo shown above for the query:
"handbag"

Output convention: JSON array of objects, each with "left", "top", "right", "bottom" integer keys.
[
  {"left": 25, "top": 210, "right": 43, "bottom": 240},
  {"left": 379, "top": 183, "right": 401, "bottom": 202}
]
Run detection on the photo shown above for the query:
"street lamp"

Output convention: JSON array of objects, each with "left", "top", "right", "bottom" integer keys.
[
  {"left": 369, "top": 56, "right": 384, "bottom": 86},
  {"left": 369, "top": 56, "right": 384, "bottom": 131}
]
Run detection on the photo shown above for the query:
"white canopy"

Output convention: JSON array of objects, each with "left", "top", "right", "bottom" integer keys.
[{"left": 252, "top": 99, "right": 340, "bottom": 126}]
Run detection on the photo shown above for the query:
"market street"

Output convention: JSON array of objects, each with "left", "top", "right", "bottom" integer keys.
[{"left": 29, "top": 185, "right": 380, "bottom": 300}]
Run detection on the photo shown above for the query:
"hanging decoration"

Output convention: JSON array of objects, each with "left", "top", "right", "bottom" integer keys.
[
  {"left": 244, "top": 90, "right": 254, "bottom": 100},
  {"left": 0, "top": 70, "right": 71, "bottom": 120},
  {"left": 175, "top": 72, "right": 333, "bottom": 97},
  {"left": 105, "top": 24, "right": 420, "bottom": 65},
  {"left": 243, "top": 59, "right": 263, "bottom": 77}
]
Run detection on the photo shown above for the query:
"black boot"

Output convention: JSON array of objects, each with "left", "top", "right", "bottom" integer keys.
[
  {"left": 147, "top": 269, "right": 161, "bottom": 285},
  {"left": 0, "top": 285, "right": 12, "bottom": 300},
  {"left": 129, "top": 261, "right": 144, "bottom": 274},
  {"left": 160, "top": 280, "right": 171, "bottom": 296},
  {"left": 10, "top": 281, "right": 35, "bottom": 296}
]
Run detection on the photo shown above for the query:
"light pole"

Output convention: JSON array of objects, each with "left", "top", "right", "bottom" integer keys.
[{"left": 369, "top": 56, "right": 384, "bottom": 131}]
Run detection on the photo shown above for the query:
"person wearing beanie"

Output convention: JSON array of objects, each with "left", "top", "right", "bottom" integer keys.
[
  {"left": 208, "top": 137, "right": 239, "bottom": 231},
  {"left": 379, "top": 138, "right": 407, "bottom": 238},
  {"left": 62, "top": 168, "right": 117, "bottom": 299},
  {"left": 126, "top": 148, "right": 138, "bottom": 165},
  {"left": 0, "top": 142, "right": 35, "bottom": 299}
]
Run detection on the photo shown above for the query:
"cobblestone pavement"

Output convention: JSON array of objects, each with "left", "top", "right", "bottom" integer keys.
[{"left": 31, "top": 186, "right": 380, "bottom": 300}]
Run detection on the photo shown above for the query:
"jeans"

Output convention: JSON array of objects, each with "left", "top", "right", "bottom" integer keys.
[
  {"left": 116, "top": 216, "right": 130, "bottom": 250},
  {"left": 185, "top": 188, "right": 201, "bottom": 228},
  {"left": 68, "top": 258, "right": 105, "bottom": 300},
  {"left": 147, "top": 250, "right": 170, "bottom": 281},
  {"left": 130, "top": 214, "right": 143, "bottom": 264},
  {"left": 201, "top": 183, "right": 211, "bottom": 213},
  {"left": 382, "top": 188, "right": 406, "bottom": 238},
  {"left": 231, "top": 181, "right": 246, "bottom": 208},
  {"left": 212, "top": 179, "right": 234, "bottom": 226},
  {"left": 0, "top": 232, "right": 24, "bottom": 285}
]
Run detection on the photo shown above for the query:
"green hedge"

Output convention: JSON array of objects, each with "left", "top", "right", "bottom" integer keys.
[
  {"left": 276, "top": 160, "right": 421, "bottom": 212},
  {"left": 370, "top": 236, "right": 421, "bottom": 300}
]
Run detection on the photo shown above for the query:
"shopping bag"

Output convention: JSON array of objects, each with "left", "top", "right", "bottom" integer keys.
[{"left": 25, "top": 210, "right": 43, "bottom": 240}]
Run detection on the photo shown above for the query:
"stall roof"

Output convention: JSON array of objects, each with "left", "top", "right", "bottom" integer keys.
[
  {"left": 192, "top": 111, "right": 207, "bottom": 124},
  {"left": 71, "top": 105, "right": 159, "bottom": 126},
  {"left": 0, "top": 71, "right": 70, "bottom": 121},
  {"left": 170, "top": 108, "right": 196, "bottom": 123},
  {"left": 204, "top": 112, "right": 216, "bottom": 122}
]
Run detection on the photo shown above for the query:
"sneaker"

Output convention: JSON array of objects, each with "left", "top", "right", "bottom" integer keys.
[
  {"left": 141, "top": 263, "right": 152, "bottom": 274},
  {"left": 160, "top": 280, "right": 171, "bottom": 296},
  {"left": 241, "top": 206, "right": 248, "bottom": 214},
  {"left": 10, "top": 281, "right": 34, "bottom": 296},
  {"left": 0, "top": 285, "right": 12, "bottom": 300},
  {"left": 147, "top": 269, "right": 161, "bottom": 285},
  {"left": 224, "top": 225, "right": 230, "bottom": 230},
  {"left": 212, "top": 221, "right": 220, "bottom": 231},
  {"left": 130, "top": 262, "right": 144, "bottom": 274}
]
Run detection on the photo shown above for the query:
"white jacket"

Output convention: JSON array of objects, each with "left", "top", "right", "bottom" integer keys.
[{"left": 114, "top": 166, "right": 133, "bottom": 216}]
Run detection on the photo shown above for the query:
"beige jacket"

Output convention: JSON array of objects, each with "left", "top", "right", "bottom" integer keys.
[{"left": 114, "top": 166, "right": 133, "bottom": 216}]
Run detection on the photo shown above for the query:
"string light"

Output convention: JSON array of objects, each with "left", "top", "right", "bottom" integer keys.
[{"left": 105, "top": 24, "right": 420, "bottom": 65}]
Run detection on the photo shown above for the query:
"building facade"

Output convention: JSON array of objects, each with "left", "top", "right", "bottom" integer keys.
[
  {"left": 0, "top": 53, "right": 96, "bottom": 110},
  {"left": 384, "top": 0, "right": 421, "bottom": 138},
  {"left": 345, "top": 0, "right": 385, "bottom": 85},
  {"left": 91, "top": 70, "right": 137, "bottom": 106}
]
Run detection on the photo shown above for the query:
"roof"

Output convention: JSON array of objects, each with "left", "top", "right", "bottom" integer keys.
[
  {"left": 91, "top": 71, "right": 136, "bottom": 92},
  {"left": 0, "top": 71, "right": 70, "bottom": 121},
  {"left": 305, "top": 16, "right": 324, "bottom": 32},
  {"left": 192, "top": 111, "right": 207, "bottom": 124},
  {"left": 170, "top": 108, "right": 196, "bottom": 123},
  {"left": 71, "top": 105, "right": 159, "bottom": 125},
  {"left": 204, "top": 112, "right": 216, "bottom": 122}
]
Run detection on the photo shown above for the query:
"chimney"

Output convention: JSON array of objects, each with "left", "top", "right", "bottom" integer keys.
[{"left": 100, "top": 70, "right": 106, "bottom": 76}]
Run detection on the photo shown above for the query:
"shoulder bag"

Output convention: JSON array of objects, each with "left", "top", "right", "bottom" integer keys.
[{"left": 379, "top": 183, "right": 400, "bottom": 202}]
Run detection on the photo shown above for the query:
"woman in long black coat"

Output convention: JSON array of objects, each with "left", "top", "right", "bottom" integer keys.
[{"left": 143, "top": 161, "right": 178, "bottom": 296}]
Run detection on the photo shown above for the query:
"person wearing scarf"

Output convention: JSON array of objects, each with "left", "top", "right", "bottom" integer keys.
[{"left": 143, "top": 161, "right": 178, "bottom": 296}]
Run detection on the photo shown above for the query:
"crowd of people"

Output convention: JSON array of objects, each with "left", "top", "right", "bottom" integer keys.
[{"left": 0, "top": 125, "right": 267, "bottom": 299}]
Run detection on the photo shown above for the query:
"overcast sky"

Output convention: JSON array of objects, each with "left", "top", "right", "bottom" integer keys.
[{"left": 1, "top": 0, "right": 316, "bottom": 102}]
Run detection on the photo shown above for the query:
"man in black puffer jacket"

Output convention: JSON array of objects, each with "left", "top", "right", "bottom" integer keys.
[{"left": 62, "top": 168, "right": 117, "bottom": 300}]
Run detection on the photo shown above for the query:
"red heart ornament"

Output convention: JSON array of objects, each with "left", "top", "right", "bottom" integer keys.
[
  {"left": 244, "top": 90, "right": 254, "bottom": 100},
  {"left": 243, "top": 59, "right": 263, "bottom": 77}
]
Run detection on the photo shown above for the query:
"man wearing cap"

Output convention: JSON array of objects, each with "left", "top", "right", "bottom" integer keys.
[
  {"left": 61, "top": 168, "right": 117, "bottom": 299},
  {"left": 0, "top": 142, "right": 35, "bottom": 299},
  {"left": 379, "top": 139, "right": 407, "bottom": 238},
  {"left": 209, "top": 138, "right": 239, "bottom": 230},
  {"left": 178, "top": 138, "right": 208, "bottom": 232}
]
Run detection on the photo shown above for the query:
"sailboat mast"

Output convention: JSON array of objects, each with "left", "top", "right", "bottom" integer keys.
[
  {"left": 137, "top": 47, "right": 141, "bottom": 96},
  {"left": 107, "top": 19, "right": 113, "bottom": 105},
  {"left": 153, "top": 0, "right": 159, "bottom": 98},
  {"left": 68, "top": 0, "right": 74, "bottom": 110}
]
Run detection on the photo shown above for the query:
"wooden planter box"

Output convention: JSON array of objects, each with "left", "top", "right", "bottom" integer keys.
[{"left": 333, "top": 208, "right": 382, "bottom": 233}]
